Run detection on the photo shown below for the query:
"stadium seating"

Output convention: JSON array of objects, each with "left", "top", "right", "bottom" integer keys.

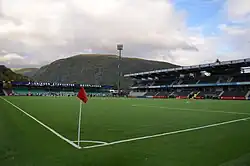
[
  {"left": 231, "top": 74, "right": 250, "bottom": 82},
  {"left": 217, "top": 76, "right": 231, "bottom": 83},
  {"left": 57, "top": 91, "right": 75, "bottom": 96},
  {"left": 222, "top": 91, "right": 247, "bottom": 97},
  {"left": 172, "top": 79, "right": 182, "bottom": 85},
  {"left": 132, "top": 81, "right": 153, "bottom": 87},
  {"left": 125, "top": 58, "right": 250, "bottom": 100},
  {"left": 196, "top": 90, "right": 222, "bottom": 99},
  {"left": 181, "top": 77, "right": 198, "bottom": 84},
  {"left": 13, "top": 88, "right": 29, "bottom": 95},
  {"left": 88, "top": 92, "right": 111, "bottom": 97},
  {"left": 30, "top": 89, "right": 47, "bottom": 95},
  {"left": 153, "top": 79, "right": 175, "bottom": 86},
  {"left": 131, "top": 82, "right": 139, "bottom": 87},
  {"left": 156, "top": 91, "right": 169, "bottom": 97},
  {"left": 220, "top": 90, "right": 248, "bottom": 100},
  {"left": 198, "top": 76, "right": 219, "bottom": 84},
  {"left": 128, "top": 91, "right": 146, "bottom": 97},
  {"left": 172, "top": 90, "right": 192, "bottom": 98},
  {"left": 13, "top": 88, "right": 46, "bottom": 96},
  {"left": 144, "top": 91, "right": 157, "bottom": 96}
]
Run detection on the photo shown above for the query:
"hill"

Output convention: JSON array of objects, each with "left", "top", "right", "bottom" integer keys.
[
  {"left": 33, "top": 54, "right": 179, "bottom": 88},
  {"left": 0, "top": 65, "right": 31, "bottom": 81},
  {"left": 13, "top": 68, "right": 39, "bottom": 77}
]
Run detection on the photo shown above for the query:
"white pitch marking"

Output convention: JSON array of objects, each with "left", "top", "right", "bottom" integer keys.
[
  {"left": 84, "top": 117, "right": 250, "bottom": 149},
  {"left": 132, "top": 104, "right": 250, "bottom": 115},
  {"left": 0, "top": 97, "right": 81, "bottom": 149},
  {"left": 72, "top": 140, "right": 108, "bottom": 144}
]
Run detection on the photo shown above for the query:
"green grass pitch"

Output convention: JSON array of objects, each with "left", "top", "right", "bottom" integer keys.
[{"left": 1, "top": 96, "right": 250, "bottom": 166}]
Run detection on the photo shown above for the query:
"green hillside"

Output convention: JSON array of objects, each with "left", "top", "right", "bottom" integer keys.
[
  {"left": 14, "top": 68, "right": 39, "bottom": 77},
  {"left": 33, "top": 54, "right": 179, "bottom": 88},
  {"left": 0, "top": 65, "right": 31, "bottom": 81}
]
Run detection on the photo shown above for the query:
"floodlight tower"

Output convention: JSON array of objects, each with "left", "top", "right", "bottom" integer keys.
[{"left": 117, "top": 44, "right": 123, "bottom": 96}]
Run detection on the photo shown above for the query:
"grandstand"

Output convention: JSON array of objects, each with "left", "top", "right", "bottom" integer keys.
[
  {"left": 3, "top": 81, "right": 113, "bottom": 97},
  {"left": 125, "top": 58, "right": 250, "bottom": 100}
]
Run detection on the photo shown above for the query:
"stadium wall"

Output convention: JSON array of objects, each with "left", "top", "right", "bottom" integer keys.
[
  {"left": 195, "top": 96, "right": 204, "bottom": 99},
  {"left": 136, "top": 96, "right": 146, "bottom": 98},
  {"left": 176, "top": 96, "right": 188, "bottom": 99},
  {"left": 153, "top": 96, "right": 168, "bottom": 99},
  {"left": 220, "top": 97, "right": 246, "bottom": 100}
]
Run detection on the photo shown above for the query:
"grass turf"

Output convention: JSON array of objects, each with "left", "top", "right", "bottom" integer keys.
[{"left": 1, "top": 96, "right": 250, "bottom": 166}]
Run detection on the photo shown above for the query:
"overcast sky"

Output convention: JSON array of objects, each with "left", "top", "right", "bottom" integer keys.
[{"left": 0, "top": 0, "right": 250, "bottom": 68}]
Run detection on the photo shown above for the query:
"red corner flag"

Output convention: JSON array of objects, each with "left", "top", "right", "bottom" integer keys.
[{"left": 77, "top": 87, "right": 88, "bottom": 103}]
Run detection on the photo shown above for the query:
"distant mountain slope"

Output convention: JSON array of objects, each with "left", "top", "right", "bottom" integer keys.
[
  {"left": 33, "top": 54, "right": 179, "bottom": 88},
  {"left": 14, "top": 68, "right": 39, "bottom": 77},
  {"left": 0, "top": 65, "right": 30, "bottom": 81}
]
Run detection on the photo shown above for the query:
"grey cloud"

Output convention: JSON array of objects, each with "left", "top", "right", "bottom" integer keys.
[{"left": 0, "top": 0, "right": 249, "bottom": 68}]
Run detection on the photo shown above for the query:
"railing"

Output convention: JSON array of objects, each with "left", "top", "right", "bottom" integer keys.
[{"left": 219, "top": 91, "right": 224, "bottom": 97}]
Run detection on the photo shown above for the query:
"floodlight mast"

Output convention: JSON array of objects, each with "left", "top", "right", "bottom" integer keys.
[{"left": 117, "top": 44, "right": 123, "bottom": 96}]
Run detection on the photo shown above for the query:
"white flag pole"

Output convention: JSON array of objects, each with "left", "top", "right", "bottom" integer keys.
[{"left": 77, "top": 100, "right": 82, "bottom": 146}]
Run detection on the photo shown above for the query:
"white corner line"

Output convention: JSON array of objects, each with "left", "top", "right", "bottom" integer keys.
[
  {"left": 83, "top": 117, "right": 250, "bottom": 149},
  {"left": 132, "top": 104, "right": 250, "bottom": 116},
  {"left": 0, "top": 96, "right": 81, "bottom": 149},
  {"left": 72, "top": 140, "right": 108, "bottom": 144}
]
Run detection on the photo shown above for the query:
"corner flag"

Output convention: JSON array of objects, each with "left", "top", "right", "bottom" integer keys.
[
  {"left": 76, "top": 87, "right": 88, "bottom": 146},
  {"left": 77, "top": 87, "right": 88, "bottom": 103}
]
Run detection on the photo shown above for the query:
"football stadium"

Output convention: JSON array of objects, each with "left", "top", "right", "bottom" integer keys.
[
  {"left": 1, "top": 1, "right": 250, "bottom": 166},
  {"left": 1, "top": 58, "right": 250, "bottom": 166},
  {"left": 126, "top": 58, "right": 250, "bottom": 100}
]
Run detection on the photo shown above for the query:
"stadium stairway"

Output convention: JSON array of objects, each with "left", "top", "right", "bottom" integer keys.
[
  {"left": 169, "top": 91, "right": 175, "bottom": 96},
  {"left": 155, "top": 92, "right": 160, "bottom": 96},
  {"left": 246, "top": 91, "right": 250, "bottom": 98},
  {"left": 3, "top": 89, "right": 12, "bottom": 96},
  {"left": 192, "top": 91, "right": 200, "bottom": 99},
  {"left": 227, "top": 77, "right": 233, "bottom": 82},
  {"left": 219, "top": 91, "right": 224, "bottom": 97},
  {"left": 2, "top": 89, "right": 8, "bottom": 96}
]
